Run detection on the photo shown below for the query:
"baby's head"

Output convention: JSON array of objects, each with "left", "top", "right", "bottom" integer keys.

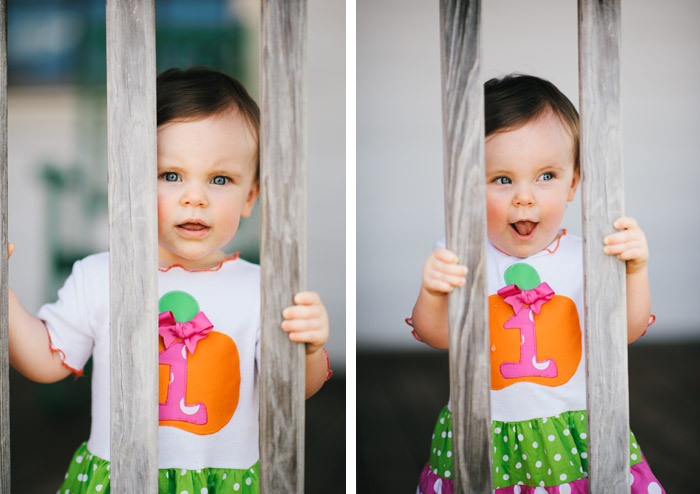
[
  {"left": 485, "top": 74, "right": 579, "bottom": 173},
  {"left": 483, "top": 74, "right": 580, "bottom": 258},
  {"left": 156, "top": 67, "right": 261, "bottom": 269},
  {"left": 157, "top": 66, "right": 261, "bottom": 180}
]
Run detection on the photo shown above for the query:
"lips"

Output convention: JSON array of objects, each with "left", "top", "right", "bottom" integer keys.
[
  {"left": 176, "top": 220, "right": 210, "bottom": 238},
  {"left": 511, "top": 221, "right": 538, "bottom": 238},
  {"left": 178, "top": 222, "right": 208, "bottom": 231}
]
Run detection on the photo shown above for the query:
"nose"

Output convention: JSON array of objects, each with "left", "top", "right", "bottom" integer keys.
[
  {"left": 180, "top": 183, "right": 208, "bottom": 208},
  {"left": 512, "top": 183, "right": 535, "bottom": 207}
]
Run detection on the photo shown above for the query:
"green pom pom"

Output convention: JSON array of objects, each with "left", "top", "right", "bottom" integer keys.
[
  {"left": 504, "top": 263, "right": 541, "bottom": 290},
  {"left": 158, "top": 291, "right": 200, "bottom": 322}
]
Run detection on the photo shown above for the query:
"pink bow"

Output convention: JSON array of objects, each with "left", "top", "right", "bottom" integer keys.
[
  {"left": 158, "top": 311, "right": 213, "bottom": 354},
  {"left": 497, "top": 282, "right": 555, "bottom": 314}
]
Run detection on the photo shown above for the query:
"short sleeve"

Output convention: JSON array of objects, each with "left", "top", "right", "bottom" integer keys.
[{"left": 36, "top": 256, "right": 103, "bottom": 373}]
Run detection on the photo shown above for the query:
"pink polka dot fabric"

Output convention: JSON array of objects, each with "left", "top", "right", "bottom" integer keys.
[{"left": 417, "top": 457, "right": 665, "bottom": 494}]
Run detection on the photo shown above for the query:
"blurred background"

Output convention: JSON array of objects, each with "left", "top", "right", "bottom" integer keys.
[
  {"left": 7, "top": 0, "right": 345, "bottom": 492},
  {"left": 358, "top": 0, "right": 699, "bottom": 492}
]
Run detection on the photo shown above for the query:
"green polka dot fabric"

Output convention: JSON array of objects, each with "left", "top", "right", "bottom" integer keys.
[
  {"left": 58, "top": 442, "right": 259, "bottom": 493},
  {"left": 427, "top": 407, "right": 644, "bottom": 489}
]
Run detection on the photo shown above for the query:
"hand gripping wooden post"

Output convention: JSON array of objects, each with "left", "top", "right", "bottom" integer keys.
[
  {"left": 106, "top": 0, "right": 159, "bottom": 492},
  {"left": 439, "top": 0, "right": 493, "bottom": 492},
  {"left": 259, "top": 0, "right": 307, "bottom": 492},
  {"left": 0, "top": 0, "right": 9, "bottom": 491},
  {"left": 579, "top": 0, "right": 630, "bottom": 492}
]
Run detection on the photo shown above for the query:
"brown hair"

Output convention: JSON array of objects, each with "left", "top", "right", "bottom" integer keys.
[
  {"left": 157, "top": 67, "right": 260, "bottom": 178},
  {"left": 485, "top": 74, "right": 580, "bottom": 172}
]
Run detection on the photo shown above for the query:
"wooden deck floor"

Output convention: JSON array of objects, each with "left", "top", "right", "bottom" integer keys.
[{"left": 358, "top": 342, "right": 700, "bottom": 493}]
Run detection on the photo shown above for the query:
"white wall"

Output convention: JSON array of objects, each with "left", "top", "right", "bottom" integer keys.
[{"left": 357, "top": 0, "right": 700, "bottom": 348}]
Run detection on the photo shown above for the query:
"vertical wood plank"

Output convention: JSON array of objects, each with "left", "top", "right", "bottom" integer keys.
[
  {"left": 106, "top": 0, "right": 158, "bottom": 492},
  {"left": 578, "top": 1, "right": 630, "bottom": 493},
  {"left": 439, "top": 1, "right": 492, "bottom": 492},
  {"left": 0, "top": 0, "right": 8, "bottom": 492},
  {"left": 259, "top": 0, "right": 307, "bottom": 493}
]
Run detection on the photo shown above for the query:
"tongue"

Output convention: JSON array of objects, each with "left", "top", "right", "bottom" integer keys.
[{"left": 513, "top": 221, "right": 536, "bottom": 236}]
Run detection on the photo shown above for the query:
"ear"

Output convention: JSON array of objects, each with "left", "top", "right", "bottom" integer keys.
[
  {"left": 567, "top": 169, "right": 580, "bottom": 202},
  {"left": 241, "top": 180, "right": 260, "bottom": 218}
]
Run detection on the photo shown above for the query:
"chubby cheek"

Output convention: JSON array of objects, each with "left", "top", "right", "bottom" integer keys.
[
  {"left": 156, "top": 193, "right": 173, "bottom": 233},
  {"left": 540, "top": 196, "right": 567, "bottom": 230},
  {"left": 485, "top": 193, "right": 509, "bottom": 239},
  {"left": 213, "top": 202, "right": 243, "bottom": 243}
]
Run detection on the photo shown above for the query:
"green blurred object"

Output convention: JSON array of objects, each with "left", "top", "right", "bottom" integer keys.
[{"left": 75, "top": 23, "right": 249, "bottom": 86}]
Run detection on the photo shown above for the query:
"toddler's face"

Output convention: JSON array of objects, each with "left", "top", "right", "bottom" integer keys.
[
  {"left": 157, "top": 111, "right": 259, "bottom": 269},
  {"left": 485, "top": 111, "right": 579, "bottom": 258}
]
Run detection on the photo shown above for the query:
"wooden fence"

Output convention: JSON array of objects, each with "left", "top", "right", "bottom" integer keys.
[
  {"left": 259, "top": 0, "right": 308, "bottom": 492},
  {"left": 0, "top": 0, "right": 308, "bottom": 492},
  {"left": 440, "top": 0, "right": 630, "bottom": 492},
  {"left": 0, "top": 0, "right": 8, "bottom": 491}
]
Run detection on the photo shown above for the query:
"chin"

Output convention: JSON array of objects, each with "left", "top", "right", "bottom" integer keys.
[{"left": 494, "top": 241, "right": 539, "bottom": 259}]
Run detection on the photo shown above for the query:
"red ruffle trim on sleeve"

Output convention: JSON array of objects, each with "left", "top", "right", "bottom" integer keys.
[
  {"left": 323, "top": 348, "right": 333, "bottom": 381},
  {"left": 405, "top": 317, "right": 424, "bottom": 342},
  {"left": 45, "top": 328, "right": 84, "bottom": 378},
  {"left": 640, "top": 314, "right": 656, "bottom": 337}
]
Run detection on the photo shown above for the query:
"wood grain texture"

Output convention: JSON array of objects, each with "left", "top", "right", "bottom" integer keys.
[
  {"left": 259, "top": 0, "right": 307, "bottom": 492},
  {"left": 0, "top": 1, "right": 8, "bottom": 492},
  {"left": 106, "top": 0, "right": 158, "bottom": 492},
  {"left": 439, "top": 0, "right": 492, "bottom": 492},
  {"left": 578, "top": 0, "right": 630, "bottom": 492}
]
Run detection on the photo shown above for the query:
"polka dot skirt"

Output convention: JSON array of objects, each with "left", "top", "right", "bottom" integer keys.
[
  {"left": 57, "top": 442, "right": 259, "bottom": 494},
  {"left": 417, "top": 407, "right": 665, "bottom": 494}
]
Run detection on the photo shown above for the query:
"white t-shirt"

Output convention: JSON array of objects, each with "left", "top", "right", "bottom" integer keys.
[
  {"left": 438, "top": 232, "right": 586, "bottom": 423},
  {"left": 37, "top": 253, "right": 261, "bottom": 470}
]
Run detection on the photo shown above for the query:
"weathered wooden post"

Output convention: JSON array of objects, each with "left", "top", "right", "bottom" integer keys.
[
  {"left": 106, "top": 0, "right": 159, "bottom": 492},
  {"left": 0, "top": 0, "right": 9, "bottom": 491},
  {"left": 259, "top": 0, "right": 307, "bottom": 492},
  {"left": 579, "top": 0, "right": 630, "bottom": 492},
  {"left": 439, "top": 0, "right": 492, "bottom": 492}
]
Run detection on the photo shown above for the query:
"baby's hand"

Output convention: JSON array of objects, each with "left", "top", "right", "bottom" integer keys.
[
  {"left": 281, "top": 291, "right": 329, "bottom": 355},
  {"left": 422, "top": 248, "right": 468, "bottom": 296},
  {"left": 8, "top": 242, "right": 14, "bottom": 259},
  {"left": 603, "top": 217, "right": 649, "bottom": 274}
]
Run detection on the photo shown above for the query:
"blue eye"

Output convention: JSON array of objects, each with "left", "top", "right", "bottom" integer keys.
[
  {"left": 495, "top": 176, "right": 511, "bottom": 185},
  {"left": 161, "top": 172, "right": 179, "bottom": 182},
  {"left": 212, "top": 176, "right": 229, "bottom": 185},
  {"left": 540, "top": 172, "right": 554, "bottom": 181}
]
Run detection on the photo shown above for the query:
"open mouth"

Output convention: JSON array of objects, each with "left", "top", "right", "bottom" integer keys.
[
  {"left": 176, "top": 221, "right": 210, "bottom": 238},
  {"left": 178, "top": 222, "right": 209, "bottom": 231},
  {"left": 510, "top": 221, "right": 538, "bottom": 238}
]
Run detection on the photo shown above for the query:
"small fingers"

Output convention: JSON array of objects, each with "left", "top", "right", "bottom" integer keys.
[
  {"left": 292, "top": 291, "right": 321, "bottom": 306},
  {"left": 8, "top": 242, "right": 14, "bottom": 259},
  {"left": 281, "top": 317, "right": 323, "bottom": 332},
  {"left": 423, "top": 279, "right": 460, "bottom": 294},
  {"left": 287, "top": 330, "right": 316, "bottom": 343},
  {"left": 612, "top": 217, "right": 638, "bottom": 230},
  {"left": 282, "top": 303, "right": 323, "bottom": 321},
  {"left": 432, "top": 248, "right": 459, "bottom": 264},
  {"left": 615, "top": 246, "right": 647, "bottom": 262},
  {"left": 603, "top": 239, "right": 646, "bottom": 256},
  {"left": 604, "top": 230, "right": 642, "bottom": 248},
  {"left": 424, "top": 269, "right": 466, "bottom": 290}
]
